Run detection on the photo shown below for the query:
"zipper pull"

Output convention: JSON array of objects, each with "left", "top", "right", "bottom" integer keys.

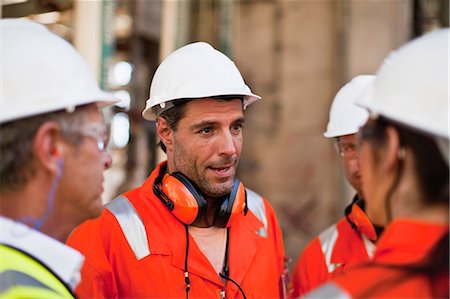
[{"left": 219, "top": 290, "right": 226, "bottom": 299}]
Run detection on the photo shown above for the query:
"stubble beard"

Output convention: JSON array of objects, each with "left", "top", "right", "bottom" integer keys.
[
  {"left": 197, "top": 174, "right": 235, "bottom": 198},
  {"left": 173, "top": 139, "right": 238, "bottom": 198}
]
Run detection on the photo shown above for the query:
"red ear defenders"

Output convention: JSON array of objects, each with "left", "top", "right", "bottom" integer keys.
[
  {"left": 345, "top": 198, "right": 379, "bottom": 241},
  {"left": 153, "top": 171, "right": 247, "bottom": 227}
]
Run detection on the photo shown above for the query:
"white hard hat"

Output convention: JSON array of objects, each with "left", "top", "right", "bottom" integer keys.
[
  {"left": 142, "top": 42, "right": 261, "bottom": 121},
  {"left": 0, "top": 19, "right": 117, "bottom": 124},
  {"left": 357, "top": 28, "right": 449, "bottom": 140},
  {"left": 323, "top": 75, "right": 374, "bottom": 138}
]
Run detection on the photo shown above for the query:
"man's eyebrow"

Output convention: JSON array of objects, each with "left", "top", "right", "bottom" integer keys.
[
  {"left": 190, "top": 117, "right": 245, "bottom": 130},
  {"left": 233, "top": 117, "right": 245, "bottom": 124},
  {"left": 190, "top": 120, "right": 218, "bottom": 130}
]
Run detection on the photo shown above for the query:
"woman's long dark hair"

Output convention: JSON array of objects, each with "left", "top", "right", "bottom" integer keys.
[{"left": 358, "top": 116, "right": 449, "bottom": 298}]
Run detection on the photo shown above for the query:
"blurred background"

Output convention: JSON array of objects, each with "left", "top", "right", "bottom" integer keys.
[{"left": 2, "top": 0, "right": 448, "bottom": 264}]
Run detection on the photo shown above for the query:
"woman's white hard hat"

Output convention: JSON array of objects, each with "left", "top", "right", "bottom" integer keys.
[
  {"left": 357, "top": 28, "right": 449, "bottom": 140},
  {"left": 357, "top": 28, "right": 449, "bottom": 163},
  {"left": 142, "top": 42, "right": 261, "bottom": 121}
]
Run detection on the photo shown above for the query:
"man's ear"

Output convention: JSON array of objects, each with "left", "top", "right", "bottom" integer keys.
[
  {"left": 33, "top": 122, "right": 62, "bottom": 175},
  {"left": 156, "top": 116, "right": 173, "bottom": 152},
  {"left": 384, "top": 126, "right": 402, "bottom": 172}
]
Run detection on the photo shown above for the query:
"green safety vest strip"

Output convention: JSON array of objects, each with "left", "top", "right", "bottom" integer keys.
[
  {"left": 0, "top": 244, "right": 75, "bottom": 298},
  {"left": 1, "top": 270, "right": 53, "bottom": 291}
]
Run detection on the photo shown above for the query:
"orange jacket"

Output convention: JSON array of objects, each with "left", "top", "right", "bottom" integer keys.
[
  {"left": 67, "top": 162, "right": 285, "bottom": 299},
  {"left": 303, "top": 220, "right": 449, "bottom": 299},
  {"left": 290, "top": 216, "right": 374, "bottom": 298}
]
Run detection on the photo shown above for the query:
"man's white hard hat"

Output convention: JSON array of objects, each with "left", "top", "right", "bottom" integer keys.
[
  {"left": 0, "top": 19, "right": 117, "bottom": 124},
  {"left": 142, "top": 42, "right": 261, "bottom": 121},
  {"left": 357, "top": 28, "right": 449, "bottom": 163},
  {"left": 323, "top": 75, "right": 374, "bottom": 138}
]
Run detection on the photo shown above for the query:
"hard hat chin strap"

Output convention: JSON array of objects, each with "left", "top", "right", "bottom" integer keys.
[{"left": 19, "top": 158, "right": 64, "bottom": 231}]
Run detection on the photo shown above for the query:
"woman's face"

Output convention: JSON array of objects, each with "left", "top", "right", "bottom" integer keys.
[{"left": 358, "top": 122, "right": 389, "bottom": 226}]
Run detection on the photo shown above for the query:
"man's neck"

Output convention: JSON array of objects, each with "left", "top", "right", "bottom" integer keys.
[{"left": 193, "top": 197, "right": 223, "bottom": 227}]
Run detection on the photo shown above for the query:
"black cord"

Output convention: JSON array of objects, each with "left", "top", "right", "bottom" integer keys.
[
  {"left": 222, "top": 228, "right": 230, "bottom": 277},
  {"left": 219, "top": 273, "right": 247, "bottom": 299},
  {"left": 184, "top": 227, "right": 246, "bottom": 299},
  {"left": 184, "top": 225, "right": 191, "bottom": 299},
  {"left": 220, "top": 228, "right": 247, "bottom": 299}
]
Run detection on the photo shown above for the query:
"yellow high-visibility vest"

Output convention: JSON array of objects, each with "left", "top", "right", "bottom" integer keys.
[{"left": 0, "top": 244, "right": 75, "bottom": 298}]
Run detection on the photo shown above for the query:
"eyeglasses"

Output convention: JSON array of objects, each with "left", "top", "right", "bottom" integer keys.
[
  {"left": 335, "top": 140, "right": 359, "bottom": 159},
  {"left": 74, "top": 123, "right": 110, "bottom": 152}
]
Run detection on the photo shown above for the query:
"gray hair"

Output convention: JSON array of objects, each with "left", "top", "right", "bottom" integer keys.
[{"left": 0, "top": 105, "right": 92, "bottom": 192}]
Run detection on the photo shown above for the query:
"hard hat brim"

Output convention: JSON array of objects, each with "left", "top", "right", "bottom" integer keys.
[{"left": 142, "top": 93, "right": 261, "bottom": 121}]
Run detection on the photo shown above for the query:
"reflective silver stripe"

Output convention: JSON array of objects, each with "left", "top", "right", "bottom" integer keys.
[
  {"left": 246, "top": 188, "right": 268, "bottom": 237},
  {"left": 105, "top": 196, "right": 150, "bottom": 260},
  {"left": 303, "top": 282, "right": 352, "bottom": 299},
  {"left": 362, "top": 234, "right": 376, "bottom": 259},
  {"left": 319, "top": 224, "right": 339, "bottom": 272},
  {"left": 0, "top": 270, "right": 53, "bottom": 293}
]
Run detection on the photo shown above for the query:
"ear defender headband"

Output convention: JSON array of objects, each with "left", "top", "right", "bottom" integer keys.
[
  {"left": 153, "top": 171, "right": 247, "bottom": 227},
  {"left": 345, "top": 199, "right": 378, "bottom": 241}
]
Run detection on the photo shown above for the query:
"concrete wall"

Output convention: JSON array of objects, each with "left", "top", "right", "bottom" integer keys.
[{"left": 232, "top": 0, "right": 412, "bottom": 261}]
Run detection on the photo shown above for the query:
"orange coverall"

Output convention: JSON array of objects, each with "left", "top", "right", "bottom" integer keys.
[
  {"left": 67, "top": 162, "right": 285, "bottom": 298},
  {"left": 303, "top": 220, "right": 449, "bottom": 299},
  {"left": 290, "top": 215, "right": 374, "bottom": 298}
]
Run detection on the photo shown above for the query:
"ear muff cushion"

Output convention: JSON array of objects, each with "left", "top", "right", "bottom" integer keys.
[
  {"left": 161, "top": 172, "right": 206, "bottom": 225},
  {"left": 347, "top": 203, "right": 377, "bottom": 241},
  {"left": 213, "top": 179, "right": 246, "bottom": 228}
]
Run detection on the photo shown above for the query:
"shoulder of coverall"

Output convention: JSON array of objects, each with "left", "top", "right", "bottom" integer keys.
[{"left": 104, "top": 185, "right": 270, "bottom": 261}]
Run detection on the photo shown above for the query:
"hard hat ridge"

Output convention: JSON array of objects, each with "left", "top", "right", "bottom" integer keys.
[{"left": 142, "top": 42, "right": 261, "bottom": 121}]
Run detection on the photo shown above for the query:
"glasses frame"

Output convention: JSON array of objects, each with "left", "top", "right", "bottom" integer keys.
[
  {"left": 63, "top": 122, "right": 110, "bottom": 152},
  {"left": 335, "top": 138, "right": 359, "bottom": 159}
]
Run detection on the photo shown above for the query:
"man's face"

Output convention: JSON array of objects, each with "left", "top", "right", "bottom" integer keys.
[
  {"left": 337, "top": 134, "right": 363, "bottom": 196},
  {"left": 167, "top": 98, "right": 244, "bottom": 198},
  {"left": 59, "top": 105, "right": 112, "bottom": 221}
]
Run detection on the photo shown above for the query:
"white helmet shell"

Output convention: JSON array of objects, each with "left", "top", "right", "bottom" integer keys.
[
  {"left": 323, "top": 75, "right": 374, "bottom": 138},
  {"left": 142, "top": 42, "right": 261, "bottom": 121},
  {"left": 0, "top": 19, "right": 117, "bottom": 124},
  {"left": 357, "top": 28, "right": 449, "bottom": 140}
]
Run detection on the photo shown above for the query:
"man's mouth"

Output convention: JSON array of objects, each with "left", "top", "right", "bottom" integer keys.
[
  {"left": 211, "top": 165, "right": 231, "bottom": 172},
  {"left": 208, "top": 163, "right": 235, "bottom": 178}
]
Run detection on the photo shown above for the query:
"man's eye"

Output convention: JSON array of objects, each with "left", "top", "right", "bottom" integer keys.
[
  {"left": 343, "top": 144, "right": 356, "bottom": 151},
  {"left": 201, "top": 127, "right": 212, "bottom": 134},
  {"left": 232, "top": 124, "right": 243, "bottom": 132}
]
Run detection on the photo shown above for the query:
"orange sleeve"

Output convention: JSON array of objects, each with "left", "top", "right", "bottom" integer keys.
[
  {"left": 66, "top": 211, "right": 118, "bottom": 299},
  {"left": 290, "top": 238, "right": 329, "bottom": 298}
]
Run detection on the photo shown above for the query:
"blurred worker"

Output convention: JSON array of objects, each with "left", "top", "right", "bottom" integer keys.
[
  {"left": 0, "top": 19, "right": 117, "bottom": 298},
  {"left": 305, "top": 28, "right": 449, "bottom": 298},
  {"left": 67, "top": 42, "right": 286, "bottom": 298},
  {"left": 290, "top": 75, "right": 382, "bottom": 297}
]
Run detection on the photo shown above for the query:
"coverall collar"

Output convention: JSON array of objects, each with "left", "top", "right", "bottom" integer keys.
[{"left": 142, "top": 161, "right": 266, "bottom": 293}]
